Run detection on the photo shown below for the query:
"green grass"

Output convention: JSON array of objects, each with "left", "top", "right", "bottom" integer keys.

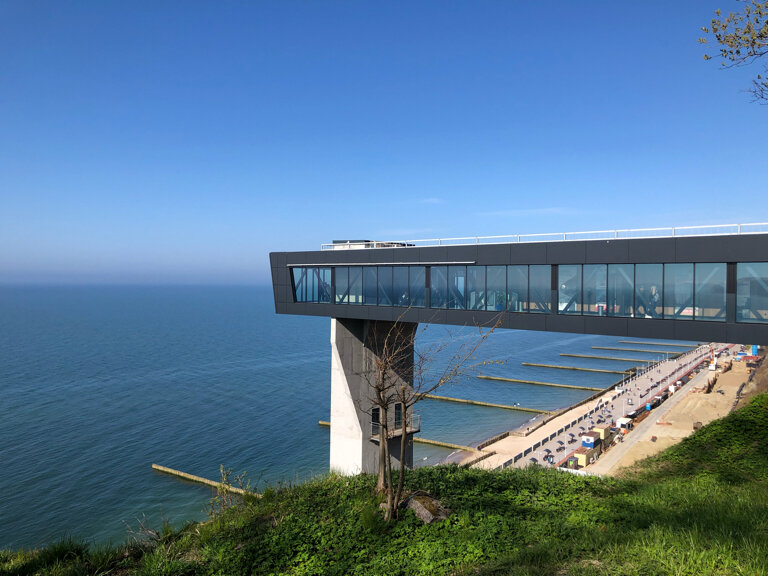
[{"left": 3, "top": 394, "right": 767, "bottom": 576}]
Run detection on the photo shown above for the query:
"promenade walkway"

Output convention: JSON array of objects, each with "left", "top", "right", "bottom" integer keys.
[{"left": 469, "top": 345, "right": 716, "bottom": 471}]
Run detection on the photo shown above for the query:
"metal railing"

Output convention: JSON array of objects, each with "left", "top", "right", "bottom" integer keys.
[{"left": 321, "top": 222, "right": 768, "bottom": 250}]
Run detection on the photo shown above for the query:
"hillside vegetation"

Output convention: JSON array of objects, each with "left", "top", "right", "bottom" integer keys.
[{"left": 3, "top": 394, "right": 767, "bottom": 576}]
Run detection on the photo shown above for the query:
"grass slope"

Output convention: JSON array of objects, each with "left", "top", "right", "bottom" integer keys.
[{"left": 3, "top": 394, "right": 767, "bottom": 576}]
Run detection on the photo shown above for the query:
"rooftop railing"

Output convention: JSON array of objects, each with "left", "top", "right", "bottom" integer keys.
[{"left": 321, "top": 223, "right": 768, "bottom": 250}]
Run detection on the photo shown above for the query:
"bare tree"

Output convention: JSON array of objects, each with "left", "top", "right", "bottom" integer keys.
[{"left": 360, "top": 314, "right": 500, "bottom": 521}]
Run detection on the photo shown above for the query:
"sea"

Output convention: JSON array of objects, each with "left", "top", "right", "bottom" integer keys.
[{"left": 0, "top": 285, "right": 691, "bottom": 550}]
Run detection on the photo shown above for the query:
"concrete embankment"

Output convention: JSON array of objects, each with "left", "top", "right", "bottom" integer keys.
[
  {"left": 152, "top": 464, "right": 255, "bottom": 496},
  {"left": 423, "top": 394, "right": 550, "bottom": 414},
  {"left": 521, "top": 362, "right": 630, "bottom": 375},
  {"left": 477, "top": 374, "right": 604, "bottom": 392}
]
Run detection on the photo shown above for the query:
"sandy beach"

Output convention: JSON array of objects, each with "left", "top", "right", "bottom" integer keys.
[{"left": 465, "top": 343, "right": 740, "bottom": 472}]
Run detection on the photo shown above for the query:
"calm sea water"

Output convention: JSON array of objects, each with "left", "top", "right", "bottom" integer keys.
[{"left": 0, "top": 286, "right": 690, "bottom": 549}]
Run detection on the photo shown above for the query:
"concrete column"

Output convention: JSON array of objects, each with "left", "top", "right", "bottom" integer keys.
[{"left": 330, "top": 317, "right": 416, "bottom": 475}]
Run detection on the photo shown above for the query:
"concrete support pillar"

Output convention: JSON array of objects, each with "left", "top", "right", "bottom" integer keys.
[{"left": 330, "top": 317, "right": 417, "bottom": 475}]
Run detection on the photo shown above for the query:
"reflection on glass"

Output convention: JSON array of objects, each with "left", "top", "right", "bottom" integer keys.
[
  {"left": 348, "top": 267, "right": 363, "bottom": 304},
  {"left": 608, "top": 264, "right": 633, "bottom": 317},
  {"left": 635, "top": 264, "right": 662, "bottom": 318},
  {"left": 378, "top": 266, "right": 393, "bottom": 306},
  {"left": 695, "top": 263, "right": 726, "bottom": 321},
  {"left": 507, "top": 265, "right": 528, "bottom": 312},
  {"left": 582, "top": 264, "right": 607, "bottom": 316},
  {"left": 317, "top": 268, "right": 332, "bottom": 303},
  {"left": 292, "top": 268, "right": 306, "bottom": 302},
  {"left": 558, "top": 265, "right": 581, "bottom": 314},
  {"left": 467, "top": 266, "right": 486, "bottom": 310},
  {"left": 363, "top": 267, "right": 377, "bottom": 305},
  {"left": 335, "top": 267, "right": 349, "bottom": 304},
  {"left": 486, "top": 266, "right": 506, "bottom": 311},
  {"left": 410, "top": 267, "right": 426, "bottom": 308},
  {"left": 737, "top": 263, "right": 768, "bottom": 323},
  {"left": 430, "top": 266, "right": 447, "bottom": 309},
  {"left": 529, "top": 265, "right": 551, "bottom": 313},
  {"left": 448, "top": 266, "right": 467, "bottom": 310},
  {"left": 664, "top": 263, "right": 693, "bottom": 320},
  {"left": 393, "top": 267, "right": 409, "bottom": 307}
]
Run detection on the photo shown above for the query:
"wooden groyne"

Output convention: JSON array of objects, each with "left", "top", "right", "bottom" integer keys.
[
  {"left": 422, "top": 394, "right": 551, "bottom": 414},
  {"left": 618, "top": 341, "right": 696, "bottom": 348},
  {"left": 592, "top": 346, "right": 675, "bottom": 354},
  {"left": 151, "top": 464, "right": 255, "bottom": 496},
  {"left": 521, "top": 362, "right": 631, "bottom": 375},
  {"left": 477, "top": 375, "right": 604, "bottom": 392},
  {"left": 317, "top": 421, "right": 477, "bottom": 452},
  {"left": 561, "top": 353, "right": 652, "bottom": 363}
]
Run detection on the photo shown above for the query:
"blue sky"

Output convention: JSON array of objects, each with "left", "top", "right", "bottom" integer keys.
[{"left": 1, "top": 1, "right": 766, "bottom": 284}]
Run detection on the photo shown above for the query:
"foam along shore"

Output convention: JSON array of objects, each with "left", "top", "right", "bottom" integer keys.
[{"left": 464, "top": 344, "right": 714, "bottom": 471}]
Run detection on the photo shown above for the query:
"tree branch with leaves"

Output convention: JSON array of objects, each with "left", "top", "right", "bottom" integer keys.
[{"left": 699, "top": 1, "right": 768, "bottom": 102}]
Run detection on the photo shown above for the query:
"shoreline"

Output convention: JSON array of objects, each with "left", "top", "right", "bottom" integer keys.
[{"left": 458, "top": 344, "right": 715, "bottom": 470}]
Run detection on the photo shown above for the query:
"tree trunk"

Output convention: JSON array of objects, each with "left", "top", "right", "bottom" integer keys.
[
  {"left": 376, "top": 405, "right": 388, "bottom": 494},
  {"left": 394, "top": 400, "right": 409, "bottom": 516}
]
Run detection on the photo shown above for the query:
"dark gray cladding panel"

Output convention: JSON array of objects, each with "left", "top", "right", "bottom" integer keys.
[
  {"left": 585, "top": 240, "right": 630, "bottom": 263},
  {"left": 508, "top": 242, "right": 547, "bottom": 264},
  {"left": 674, "top": 321, "right": 726, "bottom": 342},
  {"left": 445, "top": 245, "right": 479, "bottom": 263},
  {"left": 627, "top": 238, "right": 676, "bottom": 263},
  {"left": 546, "top": 314, "right": 586, "bottom": 334},
  {"left": 418, "top": 246, "right": 449, "bottom": 263},
  {"left": 676, "top": 234, "right": 768, "bottom": 263},
  {"left": 476, "top": 244, "right": 511, "bottom": 265},
  {"left": 627, "top": 318, "right": 676, "bottom": 339},
  {"left": 584, "top": 316, "right": 628, "bottom": 336},
  {"left": 546, "top": 241, "right": 586, "bottom": 265},
  {"left": 727, "top": 323, "right": 768, "bottom": 345},
  {"left": 394, "top": 246, "right": 424, "bottom": 263},
  {"left": 505, "top": 314, "right": 547, "bottom": 331},
  {"left": 419, "top": 308, "right": 448, "bottom": 325}
]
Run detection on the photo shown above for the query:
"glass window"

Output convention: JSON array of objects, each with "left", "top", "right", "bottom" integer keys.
[
  {"left": 582, "top": 264, "right": 606, "bottom": 316},
  {"left": 335, "top": 267, "right": 349, "bottom": 304},
  {"left": 529, "top": 265, "right": 551, "bottom": 313},
  {"left": 430, "top": 266, "right": 447, "bottom": 309},
  {"left": 378, "top": 266, "right": 393, "bottom": 306},
  {"left": 292, "top": 267, "right": 306, "bottom": 302},
  {"left": 635, "top": 264, "right": 662, "bottom": 318},
  {"left": 608, "top": 264, "right": 634, "bottom": 317},
  {"left": 467, "top": 266, "right": 486, "bottom": 311},
  {"left": 317, "top": 268, "right": 332, "bottom": 303},
  {"left": 664, "top": 264, "right": 693, "bottom": 320},
  {"left": 507, "top": 265, "right": 528, "bottom": 312},
  {"left": 448, "top": 266, "right": 467, "bottom": 310},
  {"left": 393, "top": 267, "right": 409, "bottom": 307},
  {"left": 348, "top": 267, "right": 363, "bottom": 305},
  {"left": 558, "top": 265, "right": 582, "bottom": 315},
  {"left": 362, "top": 267, "right": 377, "bottom": 305},
  {"left": 486, "top": 266, "right": 506, "bottom": 311},
  {"left": 695, "top": 263, "right": 726, "bottom": 321},
  {"left": 409, "top": 267, "right": 426, "bottom": 308},
  {"left": 737, "top": 263, "right": 768, "bottom": 323}
]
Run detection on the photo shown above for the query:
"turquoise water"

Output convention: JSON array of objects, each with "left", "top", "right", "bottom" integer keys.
[{"left": 0, "top": 286, "right": 691, "bottom": 549}]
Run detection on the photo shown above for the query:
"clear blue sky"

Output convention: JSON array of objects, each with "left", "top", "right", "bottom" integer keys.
[{"left": 1, "top": 1, "right": 766, "bottom": 284}]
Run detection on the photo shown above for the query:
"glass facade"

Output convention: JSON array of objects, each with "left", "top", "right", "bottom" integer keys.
[
  {"left": 607, "top": 264, "right": 633, "bottom": 317},
  {"left": 664, "top": 263, "right": 693, "bottom": 320},
  {"left": 410, "top": 267, "right": 426, "bottom": 308},
  {"left": 737, "top": 263, "right": 768, "bottom": 323},
  {"left": 583, "top": 264, "right": 606, "bottom": 316},
  {"left": 290, "top": 261, "right": 765, "bottom": 323},
  {"left": 507, "top": 265, "right": 528, "bottom": 312},
  {"left": 430, "top": 266, "right": 447, "bottom": 309},
  {"left": 486, "top": 266, "right": 506, "bottom": 312},
  {"left": 558, "top": 265, "right": 582, "bottom": 315},
  {"left": 448, "top": 266, "right": 467, "bottom": 310},
  {"left": 635, "top": 264, "right": 662, "bottom": 318},
  {"left": 695, "top": 263, "right": 726, "bottom": 321},
  {"left": 467, "top": 266, "right": 486, "bottom": 311}
]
